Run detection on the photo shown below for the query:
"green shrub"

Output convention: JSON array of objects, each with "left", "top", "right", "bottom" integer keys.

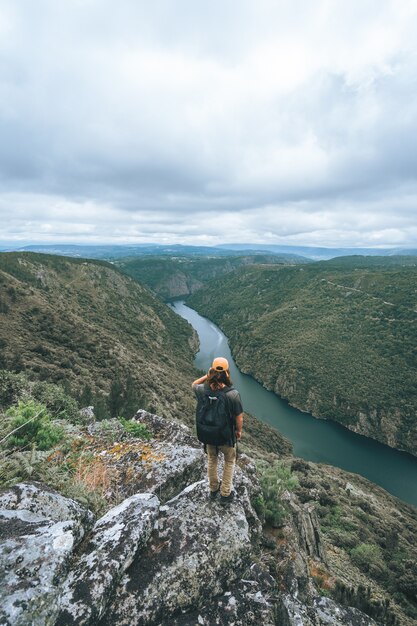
[
  {"left": 325, "top": 528, "right": 358, "bottom": 549},
  {"left": 118, "top": 417, "right": 151, "bottom": 439},
  {"left": 256, "top": 461, "right": 298, "bottom": 527},
  {"left": 350, "top": 543, "right": 385, "bottom": 573},
  {"left": 3, "top": 400, "right": 64, "bottom": 451}
]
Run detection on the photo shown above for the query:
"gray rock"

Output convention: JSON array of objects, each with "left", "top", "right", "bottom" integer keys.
[
  {"left": 0, "top": 482, "right": 94, "bottom": 528},
  {"left": 79, "top": 406, "right": 94, "bottom": 421},
  {"left": 279, "top": 591, "right": 312, "bottom": 625},
  {"left": 275, "top": 490, "right": 327, "bottom": 609},
  {"left": 313, "top": 596, "right": 379, "bottom": 625},
  {"left": 127, "top": 440, "right": 205, "bottom": 503},
  {"left": 132, "top": 410, "right": 200, "bottom": 448},
  {"left": 0, "top": 484, "right": 92, "bottom": 626},
  {"left": 100, "top": 476, "right": 260, "bottom": 626},
  {"left": 56, "top": 493, "right": 159, "bottom": 626},
  {"left": 280, "top": 587, "right": 383, "bottom": 625},
  {"left": 168, "top": 563, "right": 278, "bottom": 625},
  {"left": 285, "top": 492, "right": 327, "bottom": 563},
  {"left": 115, "top": 411, "right": 206, "bottom": 503},
  {"left": 87, "top": 418, "right": 126, "bottom": 440}
]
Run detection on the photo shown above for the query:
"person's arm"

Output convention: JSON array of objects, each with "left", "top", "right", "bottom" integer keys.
[
  {"left": 192, "top": 374, "right": 207, "bottom": 389},
  {"left": 235, "top": 413, "right": 243, "bottom": 439}
]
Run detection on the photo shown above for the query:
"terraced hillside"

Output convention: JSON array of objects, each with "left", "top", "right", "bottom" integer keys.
[
  {"left": 0, "top": 252, "right": 197, "bottom": 421},
  {"left": 188, "top": 257, "right": 417, "bottom": 455}
]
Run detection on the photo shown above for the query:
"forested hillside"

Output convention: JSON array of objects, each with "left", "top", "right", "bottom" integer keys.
[
  {"left": 0, "top": 252, "right": 197, "bottom": 420},
  {"left": 116, "top": 254, "right": 307, "bottom": 300},
  {"left": 188, "top": 257, "right": 417, "bottom": 455}
]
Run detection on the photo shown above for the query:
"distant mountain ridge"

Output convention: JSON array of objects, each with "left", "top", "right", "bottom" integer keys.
[
  {"left": 3, "top": 241, "right": 416, "bottom": 261},
  {"left": 219, "top": 243, "right": 417, "bottom": 260},
  {"left": 0, "top": 243, "right": 309, "bottom": 261}
]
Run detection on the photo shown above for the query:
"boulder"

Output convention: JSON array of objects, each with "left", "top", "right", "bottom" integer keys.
[
  {"left": 100, "top": 476, "right": 261, "bottom": 626},
  {"left": 0, "top": 482, "right": 93, "bottom": 528},
  {"left": 285, "top": 492, "right": 327, "bottom": 563},
  {"left": 56, "top": 493, "right": 159, "bottom": 626},
  {"left": 127, "top": 440, "right": 205, "bottom": 503},
  {"left": 0, "top": 483, "right": 92, "bottom": 626}
]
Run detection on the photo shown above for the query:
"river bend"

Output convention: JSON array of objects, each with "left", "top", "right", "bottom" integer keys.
[{"left": 171, "top": 300, "right": 417, "bottom": 508}]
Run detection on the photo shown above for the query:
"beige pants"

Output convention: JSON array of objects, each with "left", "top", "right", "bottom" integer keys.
[{"left": 207, "top": 444, "right": 236, "bottom": 497}]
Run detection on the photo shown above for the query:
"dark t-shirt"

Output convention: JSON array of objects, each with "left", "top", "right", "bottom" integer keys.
[{"left": 193, "top": 383, "right": 243, "bottom": 420}]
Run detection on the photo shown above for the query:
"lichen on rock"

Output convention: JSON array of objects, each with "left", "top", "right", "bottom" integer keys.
[
  {"left": 0, "top": 483, "right": 93, "bottom": 626},
  {"left": 56, "top": 493, "right": 159, "bottom": 626}
]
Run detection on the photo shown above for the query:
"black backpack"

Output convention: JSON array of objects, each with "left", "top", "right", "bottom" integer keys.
[{"left": 196, "top": 386, "right": 235, "bottom": 447}]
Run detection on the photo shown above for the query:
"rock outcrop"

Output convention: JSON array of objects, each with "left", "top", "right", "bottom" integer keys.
[
  {"left": 56, "top": 493, "right": 160, "bottom": 625},
  {"left": 0, "top": 411, "right": 383, "bottom": 626},
  {"left": 100, "top": 476, "right": 260, "bottom": 625},
  {"left": 0, "top": 483, "right": 93, "bottom": 626}
]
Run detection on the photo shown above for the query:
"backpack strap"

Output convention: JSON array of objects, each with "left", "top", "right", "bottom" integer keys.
[{"left": 222, "top": 387, "right": 237, "bottom": 447}]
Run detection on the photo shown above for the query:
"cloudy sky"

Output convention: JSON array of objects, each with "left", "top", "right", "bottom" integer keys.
[{"left": 1, "top": 0, "right": 417, "bottom": 248}]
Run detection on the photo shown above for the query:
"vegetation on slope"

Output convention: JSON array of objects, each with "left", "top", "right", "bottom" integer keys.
[
  {"left": 0, "top": 371, "right": 153, "bottom": 515},
  {"left": 188, "top": 257, "right": 417, "bottom": 455},
  {"left": 0, "top": 252, "right": 197, "bottom": 421},
  {"left": 116, "top": 254, "right": 307, "bottom": 300},
  {"left": 289, "top": 458, "right": 417, "bottom": 624}
]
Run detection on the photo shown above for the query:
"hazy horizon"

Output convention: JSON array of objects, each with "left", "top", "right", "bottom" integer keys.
[{"left": 1, "top": 240, "right": 415, "bottom": 252}]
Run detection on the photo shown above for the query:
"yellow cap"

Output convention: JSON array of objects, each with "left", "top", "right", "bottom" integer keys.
[{"left": 212, "top": 357, "right": 229, "bottom": 372}]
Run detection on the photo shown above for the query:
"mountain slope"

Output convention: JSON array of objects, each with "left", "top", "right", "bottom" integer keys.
[
  {"left": 116, "top": 254, "right": 307, "bottom": 300},
  {"left": 188, "top": 258, "right": 417, "bottom": 455},
  {"left": 0, "top": 252, "right": 197, "bottom": 420}
]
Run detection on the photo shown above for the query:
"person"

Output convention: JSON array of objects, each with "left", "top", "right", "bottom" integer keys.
[{"left": 192, "top": 357, "right": 243, "bottom": 504}]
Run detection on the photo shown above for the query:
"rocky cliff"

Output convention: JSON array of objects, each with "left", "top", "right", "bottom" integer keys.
[{"left": 2, "top": 410, "right": 412, "bottom": 626}]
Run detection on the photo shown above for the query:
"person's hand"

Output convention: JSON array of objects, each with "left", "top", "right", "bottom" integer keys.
[{"left": 236, "top": 430, "right": 242, "bottom": 440}]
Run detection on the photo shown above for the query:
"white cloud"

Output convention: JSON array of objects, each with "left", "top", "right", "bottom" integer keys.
[{"left": 0, "top": 0, "right": 417, "bottom": 246}]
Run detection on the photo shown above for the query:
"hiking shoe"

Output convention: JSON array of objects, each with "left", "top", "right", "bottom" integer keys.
[
  {"left": 209, "top": 482, "right": 221, "bottom": 500},
  {"left": 220, "top": 492, "right": 235, "bottom": 505}
]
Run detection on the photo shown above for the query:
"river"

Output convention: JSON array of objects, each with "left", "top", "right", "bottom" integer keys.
[{"left": 171, "top": 300, "right": 417, "bottom": 508}]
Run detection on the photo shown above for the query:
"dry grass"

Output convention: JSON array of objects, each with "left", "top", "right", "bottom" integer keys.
[
  {"left": 309, "top": 559, "right": 335, "bottom": 591},
  {"left": 73, "top": 456, "right": 112, "bottom": 494}
]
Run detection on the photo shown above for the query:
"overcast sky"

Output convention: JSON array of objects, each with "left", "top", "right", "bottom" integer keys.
[{"left": 1, "top": 0, "right": 417, "bottom": 248}]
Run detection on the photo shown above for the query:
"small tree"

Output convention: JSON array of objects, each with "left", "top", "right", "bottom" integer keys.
[
  {"left": 80, "top": 384, "right": 93, "bottom": 407},
  {"left": 122, "top": 375, "right": 144, "bottom": 418},
  {"left": 108, "top": 378, "right": 124, "bottom": 417}
]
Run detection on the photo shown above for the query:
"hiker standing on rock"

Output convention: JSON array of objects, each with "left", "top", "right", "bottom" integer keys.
[{"left": 192, "top": 357, "right": 243, "bottom": 504}]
